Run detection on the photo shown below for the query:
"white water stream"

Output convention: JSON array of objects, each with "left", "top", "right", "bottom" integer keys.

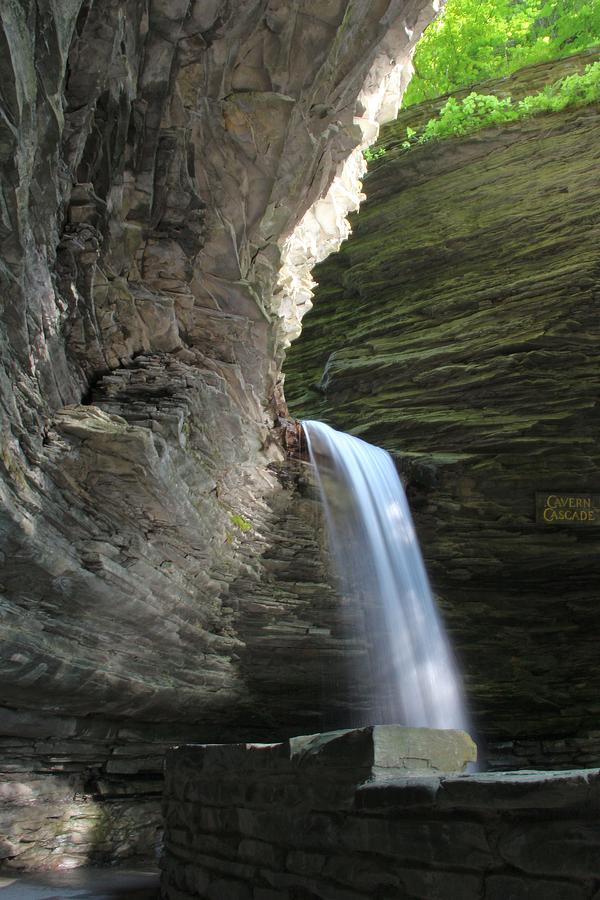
[{"left": 303, "top": 420, "right": 469, "bottom": 732}]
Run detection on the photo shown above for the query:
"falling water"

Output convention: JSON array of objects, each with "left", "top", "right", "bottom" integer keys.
[{"left": 303, "top": 419, "right": 469, "bottom": 732}]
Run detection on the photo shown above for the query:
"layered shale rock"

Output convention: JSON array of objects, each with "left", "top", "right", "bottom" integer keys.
[
  {"left": 285, "top": 49, "right": 600, "bottom": 768},
  {"left": 0, "top": 0, "right": 437, "bottom": 869}
]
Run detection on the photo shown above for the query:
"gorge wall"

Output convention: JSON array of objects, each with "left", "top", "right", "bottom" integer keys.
[
  {"left": 0, "top": 0, "right": 437, "bottom": 869},
  {"left": 285, "top": 49, "right": 600, "bottom": 769}
]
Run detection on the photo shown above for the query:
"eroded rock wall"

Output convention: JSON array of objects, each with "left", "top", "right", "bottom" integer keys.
[
  {"left": 285, "top": 49, "right": 600, "bottom": 768},
  {"left": 0, "top": 0, "right": 437, "bottom": 869}
]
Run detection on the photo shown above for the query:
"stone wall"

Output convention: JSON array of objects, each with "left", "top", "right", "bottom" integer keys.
[
  {"left": 0, "top": 710, "right": 162, "bottom": 870},
  {"left": 284, "top": 48, "right": 600, "bottom": 764},
  {"left": 162, "top": 728, "right": 600, "bottom": 900}
]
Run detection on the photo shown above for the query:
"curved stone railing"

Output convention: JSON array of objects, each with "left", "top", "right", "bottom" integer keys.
[{"left": 162, "top": 726, "right": 600, "bottom": 900}]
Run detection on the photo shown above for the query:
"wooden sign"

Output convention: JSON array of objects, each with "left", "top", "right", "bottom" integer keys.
[{"left": 536, "top": 492, "right": 600, "bottom": 525}]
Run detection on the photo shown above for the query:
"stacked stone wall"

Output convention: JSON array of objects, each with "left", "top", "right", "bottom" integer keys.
[
  {"left": 486, "top": 734, "right": 600, "bottom": 772},
  {"left": 162, "top": 729, "right": 599, "bottom": 900}
]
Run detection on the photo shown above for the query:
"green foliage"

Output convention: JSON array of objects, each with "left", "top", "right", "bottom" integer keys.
[
  {"left": 404, "top": 61, "right": 600, "bottom": 146},
  {"left": 363, "top": 146, "right": 386, "bottom": 161},
  {"left": 230, "top": 512, "right": 252, "bottom": 532},
  {"left": 418, "top": 93, "right": 516, "bottom": 141},
  {"left": 404, "top": 0, "right": 600, "bottom": 107}
]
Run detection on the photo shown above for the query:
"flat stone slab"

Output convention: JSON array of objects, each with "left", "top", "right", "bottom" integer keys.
[
  {"left": 355, "top": 766, "right": 600, "bottom": 811},
  {"left": 168, "top": 724, "right": 477, "bottom": 780},
  {"left": 289, "top": 725, "right": 476, "bottom": 775}
]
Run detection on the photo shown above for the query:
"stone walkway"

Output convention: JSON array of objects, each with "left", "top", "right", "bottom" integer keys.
[{"left": 0, "top": 866, "right": 159, "bottom": 899}]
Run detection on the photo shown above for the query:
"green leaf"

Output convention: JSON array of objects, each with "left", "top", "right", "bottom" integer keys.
[{"left": 403, "top": 0, "right": 600, "bottom": 108}]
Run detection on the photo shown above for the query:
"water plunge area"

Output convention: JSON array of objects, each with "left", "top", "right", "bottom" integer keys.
[{"left": 303, "top": 420, "right": 469, "bottom": 733}]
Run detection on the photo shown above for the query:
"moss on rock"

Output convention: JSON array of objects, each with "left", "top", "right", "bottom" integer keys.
[{"left": 285, "top": 50, "right": 600, "bottom": 763}]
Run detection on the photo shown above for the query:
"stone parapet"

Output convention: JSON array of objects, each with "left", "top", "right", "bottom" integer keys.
[{"left": 162, "top": 728, "right": 599, "bottom": 899}]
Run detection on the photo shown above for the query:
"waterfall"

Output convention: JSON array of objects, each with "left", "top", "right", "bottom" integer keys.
[{"left": 303, "top": 419, "right": 469, "bottom": 732}]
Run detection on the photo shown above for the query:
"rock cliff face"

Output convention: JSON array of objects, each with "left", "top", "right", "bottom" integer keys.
[
  {"left": 285, "top": 49, "right": 600, "bottom": 769},
  {"left": 0, "top": 0, "right": 436, "bottom": 869}
]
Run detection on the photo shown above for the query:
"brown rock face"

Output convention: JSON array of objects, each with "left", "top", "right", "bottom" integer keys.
[
  {"left": 0, "top": 0, "right": 435, "bottom": 869},
  {"left": 285, "top": 50, "right": 600, "bottom": 770}
]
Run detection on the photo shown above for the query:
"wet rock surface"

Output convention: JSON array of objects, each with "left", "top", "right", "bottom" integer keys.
[
  {"left": 0, "top": 865, "right": 158, "bottom": 899},
  {"left": 285, "top": 49, "right": 600, "bottom": 765}
]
